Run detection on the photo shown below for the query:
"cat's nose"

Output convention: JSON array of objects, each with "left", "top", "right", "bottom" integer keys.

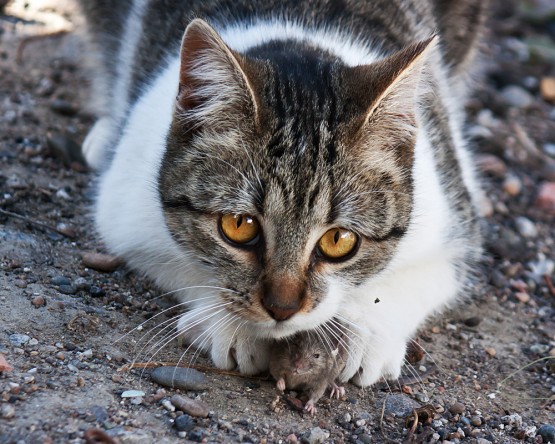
[
  {"left": 262, "top": 277, "right": 305, "bottom": 321},
  {"left": 265, "top": 303, "right": 299, "bottom": 321}
]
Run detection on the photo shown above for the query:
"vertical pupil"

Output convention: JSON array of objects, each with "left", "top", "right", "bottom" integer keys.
[
  {"left": 333, "top": 230, "right": 340, "bottom": 244},
  {"left": 236, "top": 215, "right": 243, "bottom": 229}
]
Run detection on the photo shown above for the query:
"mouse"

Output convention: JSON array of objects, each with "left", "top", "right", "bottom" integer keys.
[{"left": 269, "top": 331, "right": 347, "bottom": 414}]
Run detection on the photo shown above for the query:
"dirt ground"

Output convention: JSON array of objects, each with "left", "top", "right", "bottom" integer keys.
[{"left": 1, "top": 1, "right": 554, "bottom": 443}]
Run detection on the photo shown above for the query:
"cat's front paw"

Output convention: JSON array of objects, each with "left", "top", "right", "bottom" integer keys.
[
  {"left": 340, "top": 334, "right": 406, "bottom": 387},
  {"left": 210, "top": 326, "right": 270, "bottom": 375}
]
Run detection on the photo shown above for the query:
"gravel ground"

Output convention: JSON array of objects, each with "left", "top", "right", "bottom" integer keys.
[{"left": 0, "top": 1, "right": 554, "bottom": 443}]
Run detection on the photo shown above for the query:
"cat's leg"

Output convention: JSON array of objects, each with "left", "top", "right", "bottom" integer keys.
[
  {"left": 339, "top": 257, "right": 460, "bottom": 387},
  {"left": 82, "top": 117, "right": 113, "bottom": 170}
]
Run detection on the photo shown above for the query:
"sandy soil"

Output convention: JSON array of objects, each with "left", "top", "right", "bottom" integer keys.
[{"left": 1, "top": 1, "right": 554, "bottom": 443}]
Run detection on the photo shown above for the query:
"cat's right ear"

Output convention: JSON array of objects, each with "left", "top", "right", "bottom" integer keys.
[{"left": 176, "top": 19, "right": 259, "bottom": 126}]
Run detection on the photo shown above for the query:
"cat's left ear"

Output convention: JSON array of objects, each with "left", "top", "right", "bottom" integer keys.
[
  {"left": 346, "top": 36, "right": 438, "bottom": 146},
  {"left": 175, "top": 18, "right": 259, "bottom": 126}
]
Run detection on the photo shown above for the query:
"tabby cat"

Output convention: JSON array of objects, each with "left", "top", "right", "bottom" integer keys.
[{"left": 78, "top": 0, "right": 488, "bottom": 386}]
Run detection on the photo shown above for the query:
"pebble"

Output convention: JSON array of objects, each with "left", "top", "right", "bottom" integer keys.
[
  {"left": 503, "top": 175, "right": 522, "bottom": 196},
  {"left": 49, "top": 99, "right": 79, "bottom": 116},
  {"left": 89, "top": 286, "right": 106, "bottom": 298},
  {"left": 475, "top": 439, "right": 492, "bottom": 444},
  {"left": 82, "top": 252, "right": 122, "bottom": 272},
  {"left": 515, "top": 292, "right": 530, "bottom": 303},
  {"left": 537, "top": 424, "right": 555, "bottom": 443},
  {"left": 358, "top": 434, "right": 372, "bottom": 444},
  {"left": 540, "top": 77, "right": 555, "bottom": 102},
  {"left": 1, "top": 404, "right": 15, "bottom": 419},
  {"left": 414, "top": 393, "right": 429, "bottom": 403},
  {"left": 31, "top": 295, "right": 46, "bottom": 308},
  {"left": 501, "top": 414, "right": 522, "bottom": 428},
  {"left": 0, "top": 353, "right": 14, "bottom": 372},
  {"left": 170, "top": 395, "right": 209, "bottom": 418},
  {"left": 501, "top": 85, "right": 534, "bottom": 108},
  {"left": 301, "top": 427, "right": 329, "bottom": 444},
  {"left": 151, "top": 366, "right": 208, "bottom": 391},
  {"left": 51, "top": 275, "right": 71, "bottom": 286},
  {"left": 384, "top": 394, "right": 421, "bottom": 417},
  {"left": 161, "top": 399, "right": 175, "bottom": 411},
  {"left": 536, "top": 182, "right": 555, "bottom": 214},
  {"left": 73, "top": 277, "right": 90, "bottom": 291},
  {"left": 475, "top": 154, "right": 507, "bottom": 177},
  {"left": 341, "top": 413, "right": 352, "bottom": 423},
  {"left": 174, "top": 414, "right": 195, "bottom": 432},
  {"left": 121, "top": 390, "right": 145, "bottom": 398},
  {"left": 514, "top": 216, "right": 538, "bottom": 238},
  {"left": 470, "top": 416, "right": 482, "bottom": 427},
  {"left": 58, "top": 284, "right": 77, "bottom": 295},
  {"left": 47, "top": 135, "right": 85, "bottom": 166},
  {"left": 545, "top": 143, "right": 555, "bottom": 157},
  {"left": 9, "top": 334, "right": 31, "bottom": 347},
  {"left": 449, "top": 402, "right": 465, "bottom": 415},
  {"left": 485, "top": 347, "right": 496, "bottom": 357},
  {"left": 287, "top": 434, "right": 298, "bottom": 443},
  {"left": 463, "top": 316, "right": 481, "bottom": 327}
]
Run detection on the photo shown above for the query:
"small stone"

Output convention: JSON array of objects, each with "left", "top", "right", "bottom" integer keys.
[
  {"left": 544, "top": 143, "right": 555, "bottom": 157},
  {"left": 501, "top": 85, "right": 534, "bottom": 108},
  {"left": 536, "top": 182, "right": 555, "bottom": 214},
  {"left": 449, "top": 402, "right": 465, "bottom": 415},
  {"left": 28, "top": 338, "right": 38, "bottom": 346},
  {"left": 51, "top": 275, "right": 71, "bottom": 286},
  {"left": 475, "top": 154, "right": 507, "bottom": 177},
  {"left": 340, "top": 412, "right": 352, "bottom": 423},
  {"left": 301, "top": 427, "right": 329, "bottom": 444},
  {"left": 515, "top": 292, "right": 530, "bottom": 303},
  {"left": 415, "top": 393, "right": 429, "bottom": 403},
  {"left": 475, "top": 439, "right": 492, "bottom": 444},
  {"left": 384, "top": 394, "right": 421, "bottom": 417},
  {"left": 287, "top": 434, "right": 298, "bottom": 443},
  {"left": 161, "top": 399, "right": 175, "bottom": 411},
  {"left": 170, "top": 395, "right": 209, "bottom": 418},
  {"left": 0, "top": 353, "right": 14, "bottom": 372},
  {"left": 537, "top": 424, "right": 555, "bottom": 443},
  {"left": 73, "top": 277, "right": 90, "bottom": 291},
  {"left": 121, "top": 390, "right": 145, "bottom": 398},
  {"left": 47, "top": 135, "right": 85, "bottom": 165},
  {"left": 485, "top": 347, "right": 496, "bottom": 357},
  {"left": 82, "top": 252, "right": 122, "bottom": 272},
  {"left": 514, "top": 217, "right": 538, "bottom": 238},
  {"left": 1, "top": 404, "right": 15, "bottom": 419},
  {"left": 503, "top": 175, "right": 522, "bottom": 196},
  {"left": 49, "top": 99, "right": 79, "bottom": 116},
  {"left": 9, "top": 334, "right": 31, "bottom": 347},
  {"left": 174, "top": 414, "right": 195, "bottom": 432},
  {"left": 31, "top": 296, "right": 46, "bottom": 308},
  {"left": 470, "top": 416, "right": 482, "bottom": 427},
  {"left": 463, "top": 316, "right": 481, "bottom": 327},
  {"left": 58, "top": 284, "right": 77, "bottom": 295},
  {"left": 540, "top": 77, "right": 555, "bottom": 102},
  {"left": 151, "top": 366, "right": 208, "bottom": 391},
  {"left": 89, "top": 286, "right": 106, "bottom": 298},
  {"left": 56, "top": 223, "right": 76, "bottom": 238}
]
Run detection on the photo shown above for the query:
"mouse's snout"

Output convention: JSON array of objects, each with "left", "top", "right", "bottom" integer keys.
[{"left": 293, "top": 358, "right": 308, "bottom": 372}]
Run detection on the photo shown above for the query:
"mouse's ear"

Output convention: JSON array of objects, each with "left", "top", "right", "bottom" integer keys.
[{"left": 331, "top": 348, "right": 339, "bottom": 358}]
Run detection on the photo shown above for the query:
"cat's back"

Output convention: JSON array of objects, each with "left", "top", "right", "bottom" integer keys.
[{"left": 80, "top": 0, "right": 486, "bottom": 107}]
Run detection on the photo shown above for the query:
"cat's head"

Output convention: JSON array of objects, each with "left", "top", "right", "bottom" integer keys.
[{"left": 159, "top": 19, "right": 435, "bottom": 337}]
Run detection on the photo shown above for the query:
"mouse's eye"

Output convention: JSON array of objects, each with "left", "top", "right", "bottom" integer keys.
[{"left": 313, "top": 353, "right": 320, "bottom": 359}]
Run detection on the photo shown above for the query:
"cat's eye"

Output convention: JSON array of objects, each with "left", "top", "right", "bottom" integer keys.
[
  {"left": 219, "top": 214, "right": 260, "bottom": 245},
  {"left": 317, "top": 228, "right": 358, "bottom": 260}
]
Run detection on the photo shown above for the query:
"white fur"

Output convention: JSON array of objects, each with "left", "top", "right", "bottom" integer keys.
[{"left": 93, "top": 19, "right": 478, "bottom": 384}]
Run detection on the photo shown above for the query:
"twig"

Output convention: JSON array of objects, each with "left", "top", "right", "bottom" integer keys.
[
  {"left": 117, "top": 361, "right": 269, "bottom": 380},
  {"left": 0, "top": 208, "right": 72, "bottom": 238},
  {"left": 497, "top": 356, "right": 555, "bottom": 390},
  {"left": 545, "top": 274, "right": 555, "bottom": 297},
  {"left": 407, "top": 408, "right": 419, "bottom": 438}
]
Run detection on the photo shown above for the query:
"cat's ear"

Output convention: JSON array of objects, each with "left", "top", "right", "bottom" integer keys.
[
  {"left": 176, "top": 19, "right": 258, "bottom": 125},
  {"left": 346, "top": 36, "right": 438, "bottom": 147}
]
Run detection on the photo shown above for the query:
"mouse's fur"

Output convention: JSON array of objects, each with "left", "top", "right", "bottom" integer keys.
[{"left": 269, "top": 330, "right": 347, "bottom": 413}]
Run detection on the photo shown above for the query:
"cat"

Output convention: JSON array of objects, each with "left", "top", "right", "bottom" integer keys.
[{"left": 77, "top": 0, "right": 489, "bottom": 386}]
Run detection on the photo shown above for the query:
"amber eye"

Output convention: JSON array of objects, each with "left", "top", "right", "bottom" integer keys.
[
  {"left": 317, "top": 228, "right": 358, "bottom": 260},
  {"left": 219, "top": 214, "right": 260, "bottom": 245}
]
